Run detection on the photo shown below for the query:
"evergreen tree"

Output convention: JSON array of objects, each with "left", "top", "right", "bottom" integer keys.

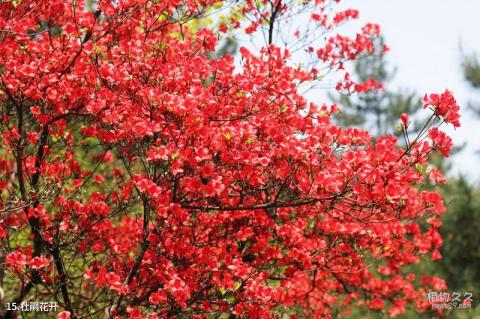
[
  {"left": 462, "top": 53, "right": 480, "bottom": 116},
  {"left": 439, "top": 177, "right": 480, "bottom": 293},
  {"left": 330, "top": 37, "right": 422, "bottom": 136}
]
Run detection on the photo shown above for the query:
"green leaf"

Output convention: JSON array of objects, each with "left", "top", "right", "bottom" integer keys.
[
  {"left": 219, "top": 287, "right": 227, "bottom": 295},
  {"left": 415, "top": 163, "right": 427, "bottom": 174},
  {"left": 233, "top": 281, "right": 241, "bottom": 291}
]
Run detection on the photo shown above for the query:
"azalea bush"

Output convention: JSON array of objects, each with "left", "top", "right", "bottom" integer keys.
[{"left": 0, "top": 0, "right": 461, "bottom": 318}]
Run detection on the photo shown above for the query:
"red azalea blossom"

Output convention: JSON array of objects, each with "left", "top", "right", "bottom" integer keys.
[
  {"left": 429, "top": 168, "right": 447, "bottom": 185},
  {"left": 423, "top": 90, "right": 461, "bottom": 127},
  {"left": 29, "top": 256, "right": 50, "bottom": 270},
  {"left": 0, "top": 0, "right": 461, "bottom": 318},
  {"left": 5, "top": 251, "right": 28, "bottom": 272},
  {"left": 354, "top": 78, "right": 383, "bottom": 93},
  {"left": 58, "top": 311, "right": 71, "bottom": 319},
  {"left": 400, "top": 113, "right": 410, "bottom": 127},
  {"left": 428, "top": 128, "right": 454, "bottom": 157}
]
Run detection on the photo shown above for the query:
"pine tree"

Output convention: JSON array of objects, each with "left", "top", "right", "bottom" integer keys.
[
  {"left": 330, "top": 37, "right": 422, "bottom": 137},
  {"left": 462, "top": 53, "right": 480, "bottom": 116}
]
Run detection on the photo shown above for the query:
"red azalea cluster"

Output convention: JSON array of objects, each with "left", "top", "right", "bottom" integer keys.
[
  {"left": 354, "top": 78, "right": 384, "bottom": 93},
  {"left": 5, "top": 251, "right": 50, "bottom": 272},
  {"left": 423, "top": 90, "right": 461, "bottom": 127},
  {"left": 400, "top": 113, "right": 410, "bottom": 127},
  {"left": 428, "top": 128, "right": 454, "bottom": 157},
  {"left": 0, "top": 0, "right": 460, "bottom": 318},
  {"left": 336, "top": 74, "right": 383, "bottom": 93}
]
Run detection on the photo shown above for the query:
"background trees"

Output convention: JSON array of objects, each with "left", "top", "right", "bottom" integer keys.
[{"left": 462, "top": 53, "right": 480, "bottom": 117}]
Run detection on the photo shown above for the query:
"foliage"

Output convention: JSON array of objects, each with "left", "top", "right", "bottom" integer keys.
[
  {"left": 462, "top": 52, "right": 480, "bottom": 117},
  {"left": 438, "top": 177, "right": 480, "bottom": 294}
]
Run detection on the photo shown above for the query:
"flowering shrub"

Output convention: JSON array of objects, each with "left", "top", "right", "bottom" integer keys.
[{"left": 0, "top": 0, "right": 460, "bottom": 318}]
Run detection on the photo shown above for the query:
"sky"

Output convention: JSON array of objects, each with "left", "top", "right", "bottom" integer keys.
[{"left": 339, "top": 0, "right": 480, "bottom": 180}]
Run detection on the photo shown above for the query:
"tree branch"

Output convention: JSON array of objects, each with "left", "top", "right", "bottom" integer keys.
[
  {"left": 180, "top": 193, "right": 345, "bottom": 212},
  {"left": 108, "top": 197, "right": 151, "bottom": 318}
]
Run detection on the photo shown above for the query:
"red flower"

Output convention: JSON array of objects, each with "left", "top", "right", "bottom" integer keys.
[
  {"left": 400, "top": 113, "right": 410, "bottom": 127},
  {"left": 149, "top": 290, "right": 167, "bottom": 305},
  {"left": 29, "top": 256, "right": 50, "bottom": 269},
  {"left": 354, "top": 78, "right": 383, "bottom": 93},
  {"left": 429, "top": 168, "right": 447, "bottom": 185},
  {"left": 5, "top": 251, "right": 28, "bottom": 271},
  {"left": 423, "top": 90, "right": 461, "bottom": 127},
  {"left": 428, "top": 128, "right": 453, "bottom": 157},
  {"left": 58, "top": 311, "right": 71, "bottom": 319}
]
